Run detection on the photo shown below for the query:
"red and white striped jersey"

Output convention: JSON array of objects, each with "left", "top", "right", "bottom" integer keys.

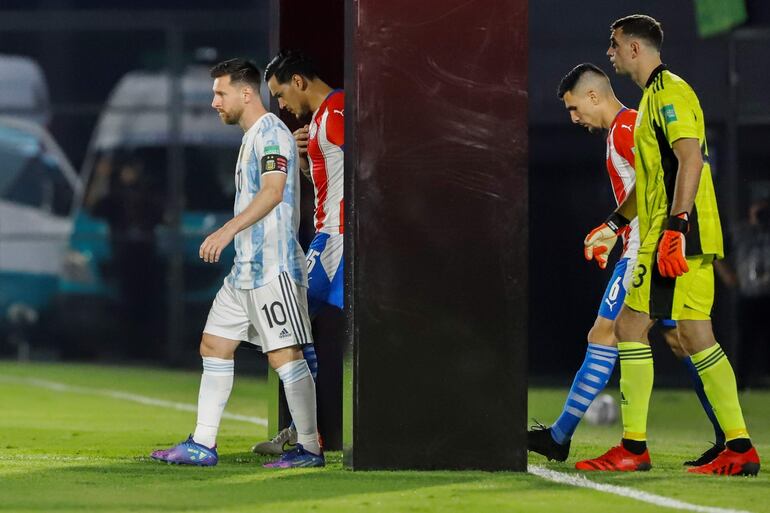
[
  {"left": 606, "top": 108, "right": 640, "bottom": 259},
  {"left": 307, "top": 89, "right": 344, "bottom": 234}
]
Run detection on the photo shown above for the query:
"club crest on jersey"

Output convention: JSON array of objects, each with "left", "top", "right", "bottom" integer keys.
[{"left": 308, "top": 121, "right": 318, "bottom": 140}]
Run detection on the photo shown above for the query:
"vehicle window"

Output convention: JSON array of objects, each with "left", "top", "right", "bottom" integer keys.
[
  {"left": 0, "top": 143, "right": 29, "bottom": 194},
  {"left": 0, "top": 147, "right": 73, "bottom": 216},
  {"left": 84, "top": 146, "right": 234, "bottom": 216}
]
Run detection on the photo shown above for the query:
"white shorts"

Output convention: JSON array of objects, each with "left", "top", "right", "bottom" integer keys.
[{"left": 203, "top": 272, "right": 313, "bottom": 353}]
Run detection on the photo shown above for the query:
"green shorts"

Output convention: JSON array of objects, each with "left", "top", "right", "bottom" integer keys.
[{"left": 625, "top": 251, "right": 715, "bottom": 321}]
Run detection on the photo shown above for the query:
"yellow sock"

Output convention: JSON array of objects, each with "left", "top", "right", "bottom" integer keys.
[
  {"left": 618, "top": 342, "right": 654, "bottom": 441},
  {"left": 691, "top": 343, "right": 749, "bottom": 441}
]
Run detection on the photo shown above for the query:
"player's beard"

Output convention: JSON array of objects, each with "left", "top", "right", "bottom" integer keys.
[{"left": 220, "top": 106, "right": 243, "bottom": 125}]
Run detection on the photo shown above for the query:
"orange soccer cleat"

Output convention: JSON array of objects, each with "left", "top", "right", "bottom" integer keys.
[
  {"left": 575, "top": 444, "right": 652, "bottom": 472},
  {"left": 687, "top": 446, "right": 760, "bottom": 476}
]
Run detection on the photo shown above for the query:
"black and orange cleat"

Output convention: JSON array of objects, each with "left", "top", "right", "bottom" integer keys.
[
  {"left": 575, "top": 444, "right": 652, "bottom": 472},
  {"left": 687, "top": 447, "right": 760, "bottom": 476}
]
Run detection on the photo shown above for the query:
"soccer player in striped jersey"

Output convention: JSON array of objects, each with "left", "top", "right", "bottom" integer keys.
[
  {"left": 250, "top": 50, "right": 344, "bottom": 455},
  {"left": 150, "top": 58, "right": 323, "bottom": 468},
  {"left": 577, "top": 15, "right": 759, "bottom": 476},
  {"left": 528, "top": 63, "right": 725, "bottom": 466}
]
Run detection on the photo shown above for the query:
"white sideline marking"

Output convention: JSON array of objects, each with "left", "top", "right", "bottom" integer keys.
[
  {"left": 529, "top": 465, "right": 754, "bottom": 513},
  {"left": 0, "top": 376, "right": 268, "bottom": 427}
]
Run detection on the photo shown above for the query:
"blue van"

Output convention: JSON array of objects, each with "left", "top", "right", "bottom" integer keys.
[{"left": 57, "top": 65, "right": 242, "bottom": 352}]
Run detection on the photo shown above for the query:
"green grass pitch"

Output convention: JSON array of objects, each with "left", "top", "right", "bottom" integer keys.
[{"left": 1, "top": 361, "right": 768, "bottom": 513}]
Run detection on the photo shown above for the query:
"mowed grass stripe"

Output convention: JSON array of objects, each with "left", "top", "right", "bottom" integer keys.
[{"left": 0, "top": 375, "right": 267, "bottom": 426}]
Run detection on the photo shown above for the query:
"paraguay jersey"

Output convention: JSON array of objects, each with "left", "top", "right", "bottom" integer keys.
[
  {"left": 633, "top": 65, "right": 723, "bottom": 257},
  {"left": 229, "top": 112, "right": 307, "bottom": 290},
  {"left": 307, "top": 89, "right": 344, "bottom": 234},
  {"left": 606, "top": 107, "right": 640, "bottom": 260}
]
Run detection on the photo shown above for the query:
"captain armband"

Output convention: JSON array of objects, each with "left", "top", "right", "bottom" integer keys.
[{"left": 261, "top": 154, "right": 288, "bottom": 175}]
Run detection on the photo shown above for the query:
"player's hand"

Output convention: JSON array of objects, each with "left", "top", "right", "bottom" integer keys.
[
  {"left": 199, "top": 225, "right": 236, "bottom": 264},
  {"left": 583, "top": 212, "right": 630, "bottom": 270},
  {"left": 657, "top": 213, "right": 689, "bottom": 278},
  {"left": 294, "top": 125, "right": 309, "bottom": 157},
  {"left": 584, "top": 224, "right": 617, "bottom": 269}
]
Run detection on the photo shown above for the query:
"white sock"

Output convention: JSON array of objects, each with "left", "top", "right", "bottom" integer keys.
[
  {"left": 192, "top": 356, "right": 234, "bottom": 449},
  {"left": 276, "top": 359, "right": 320, "bottom": 455}
]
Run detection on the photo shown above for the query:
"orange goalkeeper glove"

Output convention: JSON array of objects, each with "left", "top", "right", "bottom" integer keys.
[
  {"left": 584, "top": 212, "right": 630, "bottom": 269},
  {"left": 657, "top": 212, "right": 689, "bottom": 278}
]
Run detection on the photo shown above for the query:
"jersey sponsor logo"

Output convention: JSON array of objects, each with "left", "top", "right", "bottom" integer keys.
[
  {"left": 261, "top": 154, "right": 288, "bottom": 174},
  {"left": 333, "top": 109, "right": 344, "bottom": 117},
  {"left": 661, "top": 104, "right": 677, "bottom": 124},
  {"left": 621, "top": 124, "right": 632, "bottom": 131},
  {"left": 279, "top": 327, "right": 292, "bottom": 339}
]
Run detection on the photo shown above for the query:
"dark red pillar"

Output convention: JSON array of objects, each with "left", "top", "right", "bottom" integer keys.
[{"left": 345, "top": 0, "right": 529, "bottom": 470}]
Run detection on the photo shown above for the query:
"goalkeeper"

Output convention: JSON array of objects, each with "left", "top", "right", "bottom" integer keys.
[
  {"left": 528, "top": 63, "right": 725, "bottom": 468},
  {"left": 577, "top": 14, "right": 759, "bottom": 476}
]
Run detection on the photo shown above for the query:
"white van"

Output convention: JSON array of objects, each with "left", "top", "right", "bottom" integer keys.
[
  {"left": 0, "top": 54, "right": 51, "bottom": 126},
  {"left": 0, "top": 116, "right": 81, "bottom": 342}
]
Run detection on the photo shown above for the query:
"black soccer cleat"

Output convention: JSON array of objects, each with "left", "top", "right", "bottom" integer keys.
[
  {"left": 528, "top": 422, "right": 570, "bottom": 462},
  {"left": 684, "top": 442, "right": 725, "bottom": 467}
]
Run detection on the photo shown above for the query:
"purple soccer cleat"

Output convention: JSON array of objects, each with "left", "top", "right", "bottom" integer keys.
[
  {"left": 263, "top": 444, "right": 325, "bottom": 469},
  {"left": 150, "top": 435, "right": 218, "bottom": 466}
]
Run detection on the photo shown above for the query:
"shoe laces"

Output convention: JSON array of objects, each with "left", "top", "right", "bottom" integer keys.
[{"left": 271, "top": 426, "right": 295, "bottom": 444}]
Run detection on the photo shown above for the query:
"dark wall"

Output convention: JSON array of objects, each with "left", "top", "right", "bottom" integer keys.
[{"left": 347, "top": 0, "right": 528, "bottom": 470}]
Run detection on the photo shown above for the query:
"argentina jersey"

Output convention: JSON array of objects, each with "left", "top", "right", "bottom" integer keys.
[{"left": 229, "top": 112, "right": 307, "bottom": 289}]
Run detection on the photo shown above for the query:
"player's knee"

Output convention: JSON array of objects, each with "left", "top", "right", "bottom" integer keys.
[
  {"left": 266, "top": 345, "right": 303, "bottom": 370},
  {"left": 199, "top": 334, "right": 236, "bottom": 359},
  {"left": 661, "top": 329, "right": 686, "bottom": 358},
  {"left": 587, "top": 318, "right": 616, "bottom": 346},
  {"left": 613, "top": 316, "right": 634, "bottom": 342},
  {"left": 677, "top": 321, "right": 717, "bottom": 355}
]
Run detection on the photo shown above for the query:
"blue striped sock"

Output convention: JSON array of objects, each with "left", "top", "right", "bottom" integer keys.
[
  {"left": 551, "top": 344, "right": 618, "bottom": 444},
  {"left": 302, "top": 344, "right": 318, "bottom": 380},
  {"left": 683, "top": 357, "right": 725, "bottom": 445}
]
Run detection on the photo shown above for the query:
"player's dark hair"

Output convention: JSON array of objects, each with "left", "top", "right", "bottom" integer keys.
[
  {"left": 611, "top": 14, "right": 664, "bottom": 51},
  {"left": 557, "top": 63, "right": 608, "bottom": 99},
  {"left": 264, "top": 50, "right": 318, "bottom": 84},
  {"left": 210, "top": 58, "right": 262, "bottom": 89}
]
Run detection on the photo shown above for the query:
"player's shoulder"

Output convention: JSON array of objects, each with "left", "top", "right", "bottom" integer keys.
[
  {"left": 256, "top": 113, "right": 291, "bottom": 138},
  {"left": 653, "top": 69, "right": 696, "bottom": 99},
  {"left": 252, "top": 113, "right": 292, "bottom": 151},
  {"left": 327, "top": 89, "right": 344, "bottom": 106},
  {"left": 324, "top": 90, "right": 345, "bottom": 116},
  {"left": 618, "top": 108, "right": 637, "bottom": 126}
]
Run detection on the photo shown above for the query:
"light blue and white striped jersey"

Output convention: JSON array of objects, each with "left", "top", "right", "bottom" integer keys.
[{"left": 228, "top": 112, "right": 307, "bottom": 289}]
